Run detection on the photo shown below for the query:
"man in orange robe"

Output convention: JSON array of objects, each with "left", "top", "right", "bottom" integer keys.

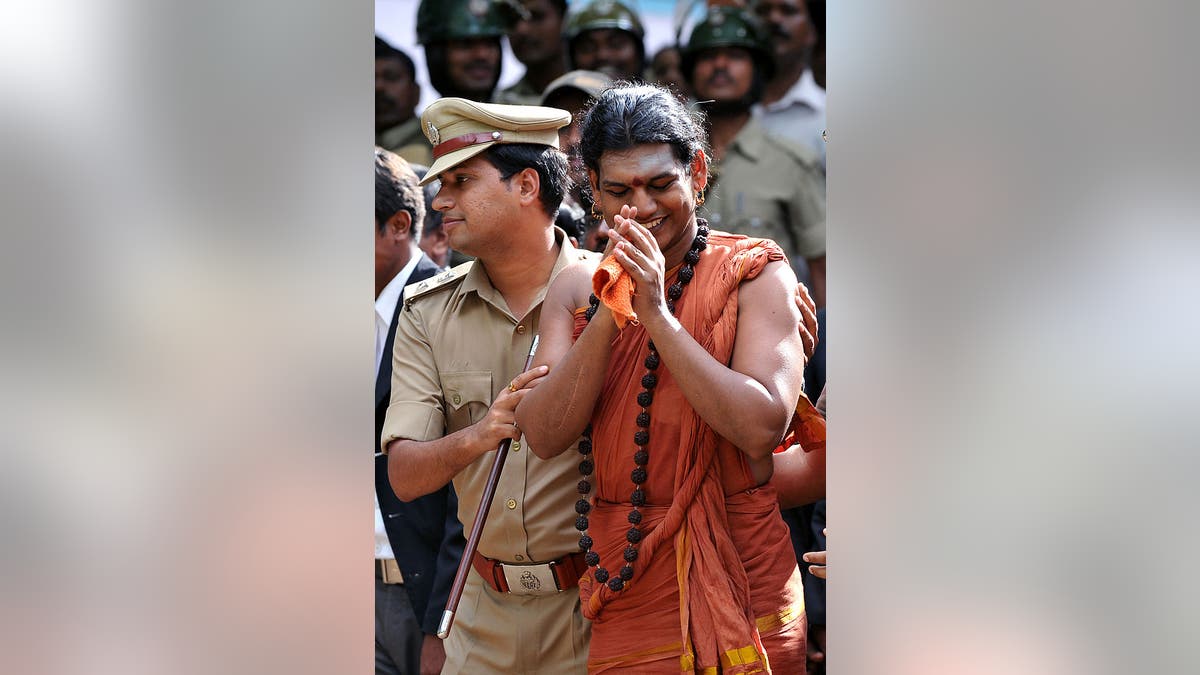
[{"left": 517, "top": 83, "right": 822, "bottom": 673}]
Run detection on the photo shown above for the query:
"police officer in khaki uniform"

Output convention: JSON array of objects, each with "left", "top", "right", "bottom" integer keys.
[
  {"left": 684, "top": 5, "right": 827, "bottom": 307},
  {"left": 382, "top": 97, "right": 596, "bottom": 674}
]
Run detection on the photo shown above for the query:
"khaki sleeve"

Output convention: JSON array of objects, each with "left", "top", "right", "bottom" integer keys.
[
  {"left": 788, "top": 159, "right": 828, "bottom": 259},
  {"left": 381, "top": 303, "right": 445, "bottom": 452}
]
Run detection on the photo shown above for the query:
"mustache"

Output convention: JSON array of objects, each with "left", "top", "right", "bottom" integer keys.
[{"left": 705, "top": 69, "right": 735, "bottom": 86}]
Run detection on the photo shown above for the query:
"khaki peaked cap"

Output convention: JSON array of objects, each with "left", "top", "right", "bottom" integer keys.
[
  {"left": 418, "top": 98, "right": 571, "bottom": 185},
  {"left": 541, "top": 70, "right": 614, "bottom": 104}
]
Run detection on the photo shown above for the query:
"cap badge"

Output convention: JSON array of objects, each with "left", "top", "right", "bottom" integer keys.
[
  {"left": 427, "top": 121, "right": 440, "bottom": 144},
  {"left": 468, "top": 0, "right": 489, "bottom": 17}
]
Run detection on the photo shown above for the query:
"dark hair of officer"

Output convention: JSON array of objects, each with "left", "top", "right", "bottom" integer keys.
[
  {"left": 479, "top": 143, "right": 571, "bottom": 218},
  {"left": 375, "top": 35, "right": 416, "bottom": 81},
  {"left": 577, "top": 83, "right": 709, "bottom": 176},
  {"left": 376, "top": 147, "right": 426, "bottom": 238}
]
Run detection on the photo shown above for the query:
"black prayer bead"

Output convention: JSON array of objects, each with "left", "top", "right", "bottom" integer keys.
[
  {"left": 626, "top": 527, "right": 643, "bottom": 544},
  {"left": 577, "top": 479, "right": 592, "bottom": 494},
  {"left": 665, "top": 300, "right": 675, "bottom": 314},
  {"left": 631, "top": 467, "right": 647, "bottom": 484},
  {"left": 583, "top": 423, "right": 592, "bottom": 435},
  {"left": 640, "top": 373, "right": 657, "bottom": 389},
  {"left": 636, "top": 391, "right": 653, "bottom": 407},
  {"left": 585, "top": 551, "right": 600, "bottom": 566},
  {"left": 647, "top": 340, "right": 655, "bottom": 352},
  {"left": 578, "top": 439, "right": 592, "bottom": 453},
  {"left": 584, "top": 304, "right": 597, "bottom": 321},
  {"left": 575, "top": 516, "right": 589, "bottom": 531},
  {"left": 619, "top": 565, "right": 634, "bottom": 580},
  {"left": 624, "top": 546, "right": 639, "bottom": 562},
  {"left": 685, "top": 249, "right": 701, "bottom": 265},
  {"left": 667, "top": 282, "right": 683, "bottom": 300},
  {"left": 678, "top": 265, "right": 694, "bottom": 283},
  {"left": 631, "top": 489, "right": 646, "bottom": 506},
  {"left": 644, "top": 353, "right": 659, "bottom": 370},
  {"left": 607, "top": 577, "right": 624, "bottom": 591},
  {"left": 627, "top": 509, "right": 642, "bottom": 525},
  {"left": 633, "top": 430, "right": 649, "bottom": 445},
  {"left": 633, "top": 450, "right": 649, "bottom": 465},
  {"left": 579, "top": 534, "right": 593, "bottom": 550},
  {"left": 594, "top": 567, "right": 609, "bottom": 583},
  {"left": 579, "top": 459, "right": 594, "bottom": 475},
  {"left": 636, "top": 412, "right": 650, "bottom": 427},
  {"left": 575, "top": 499, "right": 591, "bottom": 515}
]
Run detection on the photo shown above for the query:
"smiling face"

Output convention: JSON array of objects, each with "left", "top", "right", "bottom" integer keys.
[
  {"left": 445, "top": 37, "right": 502, "bottom": 98},
  {"left": 590, "top": 143, "right": 708, "bottom": 265},
  {"left": 430, "top": 154, "right": 519, "bottom": 257}
]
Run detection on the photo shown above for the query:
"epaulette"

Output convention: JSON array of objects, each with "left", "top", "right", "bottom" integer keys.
[{"left": 404, "top": 261, "right": 473, "bottom": 310}]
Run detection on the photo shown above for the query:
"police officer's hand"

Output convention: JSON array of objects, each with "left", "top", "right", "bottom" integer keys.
[
  {"left": 607, "top": 204, "right": 669, "bottom": 323},
  {"left": 472, "top": 365, "right": 549, "bottom": 453}
]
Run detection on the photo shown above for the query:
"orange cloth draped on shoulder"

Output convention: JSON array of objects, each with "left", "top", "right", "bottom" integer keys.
[{"left": 572, "top": 229, "right": 807, "bottom": 674}]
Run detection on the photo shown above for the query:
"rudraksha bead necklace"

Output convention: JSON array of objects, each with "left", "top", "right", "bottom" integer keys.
[{"left": 575, "top": 223, "right": 710, "bottom": 592}]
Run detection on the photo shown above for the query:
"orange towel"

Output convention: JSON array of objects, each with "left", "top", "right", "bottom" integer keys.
[{"left": 592, "top": 255, "right": 637, "bottom": 329}]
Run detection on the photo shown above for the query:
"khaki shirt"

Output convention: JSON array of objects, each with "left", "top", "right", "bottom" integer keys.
[
  {"left": 493, "top": 75, "right": 545, "bottom": 106},
  {"left": 377, "top": 117, "right": 433, "bottom": 168},
  {"left": 383, "top": 230, "right": 596, "bottom": 564},
  {"left": 702, "top": 118, "right": 827, "bottom": 262}
]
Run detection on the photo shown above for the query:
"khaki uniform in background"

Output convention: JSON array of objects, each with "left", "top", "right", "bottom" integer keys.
[
  {"left": 377, "top": 117, "right": 433, "bottom": 167},
  {"left": 494, "top": 75, "right": 545, "bottom": 106},
  {"left": 702, "top": 118, "right": 826, "bottom": 265},
  {"left": 382, "top": 229, "right": 596, "bottom": 674}
]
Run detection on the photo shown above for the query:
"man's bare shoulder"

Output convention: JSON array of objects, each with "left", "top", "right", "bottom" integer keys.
[{"left": 550, "top": 251, "right": 603, "bottom": 307}]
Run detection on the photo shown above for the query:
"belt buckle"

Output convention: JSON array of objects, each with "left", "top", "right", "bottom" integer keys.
[
  {"left": 500, "top": 561, "right": 560, "bottom": 595},
  {"left": 380, "top": 559, "right": 404, "bottom": 584}
]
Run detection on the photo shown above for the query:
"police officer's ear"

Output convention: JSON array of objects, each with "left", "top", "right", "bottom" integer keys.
[
  {"left": 512, "top": 167, "right": 543, "bottom": 208},
  {"left": 689, "top": 150, "right": 709, "bottom": 192},
  {"left": 385, "top": 209, "right": 413, "bottom": 241}
]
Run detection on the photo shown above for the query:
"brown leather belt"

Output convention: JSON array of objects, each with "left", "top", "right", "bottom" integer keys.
[
  {"left": 376, "top": 558, "right": 404, "bottom": 585},
  {"left": 471, "top": 551, "right": 587, "bottom": 595}
]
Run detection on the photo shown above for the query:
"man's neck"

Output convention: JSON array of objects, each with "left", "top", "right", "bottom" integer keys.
[
  {"left": 479, "top": 224, "right": 560, "bottom": 319},
  {"left": 522, "top": 55, "right": 567, "bottom": 93},
  {"left": 376, "top": 244, "right": 417, "bottom": 298},
  {"left": 763, "top": 58, "right": 807, "bottom": 107},
  {"left": 707, "top": 109, "right": 751, "bottom": 163}
]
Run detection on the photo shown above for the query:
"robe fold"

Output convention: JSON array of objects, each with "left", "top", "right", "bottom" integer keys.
[{"left": 573, "top": 229, "right": 807, "bottom": 674}]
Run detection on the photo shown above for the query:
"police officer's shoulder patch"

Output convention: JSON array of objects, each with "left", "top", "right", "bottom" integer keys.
[{"left": 404, "top": 260, "right": 473, "bottom": 309}]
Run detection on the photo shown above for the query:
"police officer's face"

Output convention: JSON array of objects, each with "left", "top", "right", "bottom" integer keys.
[
  {"left": 431, "top": 155, "right": 520, "bottom": 256},
  {"left": 446, "top": 37, "right": 502, "bottom": 96},
  {"left": 590, "top": 143, "right": 708, "bottom": 258},
  {"left": 691, "top": 47, "right": 755, "bottom": 103},
  {"left": 572, "top": 29, "right": 641, "bottom": 80},
  {"left": 509, "top": 0, "right": 565, "bottom": 65},
  {"left": 375, "top": 57, "right": 419, "bottom": 131},
  {"left": 754, "top": 0, "right": 816, "bottom": 65}
]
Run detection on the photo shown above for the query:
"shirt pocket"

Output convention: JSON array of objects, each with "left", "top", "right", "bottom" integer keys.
[{"left": 440, "top": 370, "right": 493, "bottom": 432}]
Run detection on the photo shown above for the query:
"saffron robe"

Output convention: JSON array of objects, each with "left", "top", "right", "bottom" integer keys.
[{"left": 574, "top": 230, "right": 806, "bottom": 674}]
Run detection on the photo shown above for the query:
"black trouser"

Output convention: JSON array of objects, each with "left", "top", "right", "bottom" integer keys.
[{"left": 376, "top": 577, "right": 423, "bottom": 674}]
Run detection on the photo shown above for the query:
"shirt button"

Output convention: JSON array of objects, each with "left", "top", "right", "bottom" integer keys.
[
  {"left": 452, "top": 393, "right": 461, "bottom": 405},
  {"left": 506, "top": 498, "right": 517, "bottom": 510},
  {"left": 516, "top": 325, "right": 526, "bottom": 334},
  {"left": 512, "top": 441, "right": 521, "bottom": 452},
  {"left": 515, "top": 554, "right": 525, "bottom": 561}
]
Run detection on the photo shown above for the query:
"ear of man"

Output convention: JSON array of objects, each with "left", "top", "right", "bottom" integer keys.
[
  {"left": 514, "top": 167, "right": 542, "bottom": 208},
  {"left": 385, "top": 209, "right": 413, "bottom": 241},
  {"left": 690, "top": 150, "right": 710, "bottom": 191}
]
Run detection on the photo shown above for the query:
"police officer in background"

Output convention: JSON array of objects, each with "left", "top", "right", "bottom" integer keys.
[
  {"left": 563, "top": 0, "right": 646, "bottom": 82},
  {"left": 417, "top": 0, "right": 509, "bottom": 102},
  {"left": 376, "top": 37, "right": 433, "bottom": 166},
  {"left": 495, "top": 0, "right": 570, "bottom": 105},
  {"left": 684, "top": 4, "right": 827, "bottom": 307}
]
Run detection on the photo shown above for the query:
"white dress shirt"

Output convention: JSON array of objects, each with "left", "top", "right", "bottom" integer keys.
[
  {"left": 754, "top": 68, "right": 827, "bottom": 167},
  {"left": 375, "top": 245, "right": 423, "bottom": 560}
]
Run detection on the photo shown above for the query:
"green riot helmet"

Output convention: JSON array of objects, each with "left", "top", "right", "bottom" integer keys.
[
  {"left": 416, "top": 0, "right": 515, "bottom": 45},
  {"left": 681, "top": 5, "right": 776, "bottom": 82},
  {"left": 563, "top": 0, "right": 645, "bottom": 42}
]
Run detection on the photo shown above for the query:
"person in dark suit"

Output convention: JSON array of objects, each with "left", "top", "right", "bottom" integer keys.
[{"left": 375, "top": 148, "right": 466, "bottom": 675}]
